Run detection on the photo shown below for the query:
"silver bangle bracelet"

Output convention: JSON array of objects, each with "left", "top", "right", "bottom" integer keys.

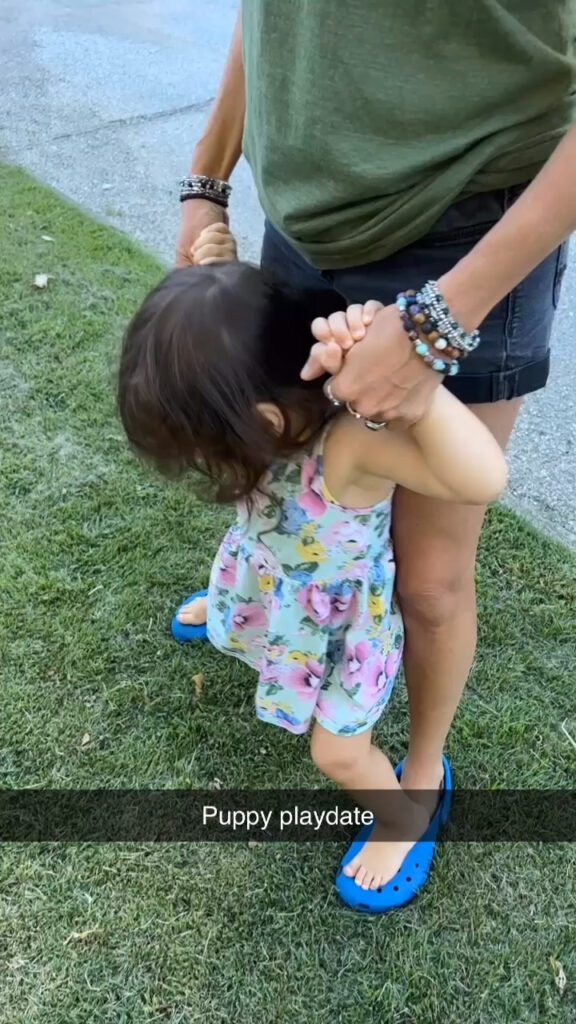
[
  {"left": 417, "top": 280, "right": 481, "bottom": 355},
  {"left": 179, "top": 174, "right": 232, "bottom": 206}
]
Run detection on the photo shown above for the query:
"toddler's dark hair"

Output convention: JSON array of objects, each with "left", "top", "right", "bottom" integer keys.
[{"left": 118, "top": 262, "right": 343, "bottom": 502}]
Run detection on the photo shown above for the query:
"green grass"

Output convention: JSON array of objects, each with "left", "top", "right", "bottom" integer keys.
[{"left": 1, "top": 162, "right": 575, "bottom": 1024}]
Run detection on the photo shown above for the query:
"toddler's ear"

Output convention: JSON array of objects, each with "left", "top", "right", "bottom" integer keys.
[{"left": 256, "top": 402, "right": 285, "bottom": 435}]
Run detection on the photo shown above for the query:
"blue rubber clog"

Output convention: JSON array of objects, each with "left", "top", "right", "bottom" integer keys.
[
  {"left": 171, "top": 590, "right": 209, "bottom": 644},
  {"left": 336, "top": 755, "right": 453, "bottom": 914}
]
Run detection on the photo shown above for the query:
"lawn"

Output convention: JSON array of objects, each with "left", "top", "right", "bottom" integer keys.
[{"left": 1, "top": 162, "right": 575, "bottom": 1024}]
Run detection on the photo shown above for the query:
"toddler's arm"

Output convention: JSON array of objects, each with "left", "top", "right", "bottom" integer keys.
[
  {"left": 408, "top": 388, "right": 508, "bottom": 503},
  {"left": 355, "top": 387, "right": 508, "bottom": 505},
  {"left": 312, "top": 300, "right": 508, "bottom": 505}
]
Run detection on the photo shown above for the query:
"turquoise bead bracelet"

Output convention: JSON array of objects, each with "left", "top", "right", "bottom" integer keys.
[{"left": 397, "top": 291, "right": 460, "bottom": 376}]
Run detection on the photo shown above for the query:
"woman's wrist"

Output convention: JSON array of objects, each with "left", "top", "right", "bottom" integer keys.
[
  {"left": 396, "top": 290, "right": 464, "bottom": 376},
  {"left": 436, "top": 262, "right": 496, "bottom": 335},
  {"left": 180, "top": 174, "right": 231, "bottom": 207},
  {"left": 190, "top": 137, "right": 238, "bottom": 182}
]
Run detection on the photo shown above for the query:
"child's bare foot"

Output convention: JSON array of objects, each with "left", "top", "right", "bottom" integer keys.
[
  {"left": 342, "top": 803, "right": 429, "bottom": 891},
  {"left": 311, "top": 725, "right": 438, "bottom": 892},
  {"left": 177, "top": 596, "right": 208, "bottom": 626}
]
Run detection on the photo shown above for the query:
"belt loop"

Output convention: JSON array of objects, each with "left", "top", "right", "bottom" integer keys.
[{"left": 492, "top": 371, "right": 509, "bottom": 402}]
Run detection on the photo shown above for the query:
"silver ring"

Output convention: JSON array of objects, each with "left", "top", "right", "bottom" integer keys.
[
  {"left": 346, "top": 401, "right": 363, "bottom": 420},
  {"left": 323, "top": 377, "right": 343, "bottom": 407},
  {"left": 364, "top": 417, "right": 388, "bottom": 431}
]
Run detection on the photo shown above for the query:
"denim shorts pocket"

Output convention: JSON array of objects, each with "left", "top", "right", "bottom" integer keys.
[
  {"left": 425, "top": 191, "right": 507, "bottom": 247},
  {"left": 425, "top": 184, "right": 529, "bottom": 248},
  {"left": 504, "top": 245, "right": 561, "bottom": 366}
]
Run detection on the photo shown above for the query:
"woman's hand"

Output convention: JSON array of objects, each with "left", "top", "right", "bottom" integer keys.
[
  {"left": 176, "top": 200, "right": 230, "bottom": 267},
  {"left": 303, "top": 302, "right": 441, "bottom": 428}
]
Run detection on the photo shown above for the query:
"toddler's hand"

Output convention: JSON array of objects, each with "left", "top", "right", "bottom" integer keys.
[
  {"left": 302, "top": 300, "right": 384, "bottom": 379},
  {"left": 192, "top": 223, "right": 238, "bottom": 265}
]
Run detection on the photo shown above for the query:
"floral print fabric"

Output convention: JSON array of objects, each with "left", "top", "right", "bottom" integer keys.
[{"left": 207, "top": 435, "right": 404, "bottom": 736}]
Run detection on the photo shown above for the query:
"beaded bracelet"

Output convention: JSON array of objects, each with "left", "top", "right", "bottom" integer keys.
[
  {"left": 180, "top": 191, "right": 229, "bottom": 209},
  {"left": 398, "top": 291, "right": 462, "bottom": 359},
  {"left": 417, "top": 281, "right": 480, "bottom": 355},
  {"left": 397, "top": 292, "right": 460, "bottom": 376}
]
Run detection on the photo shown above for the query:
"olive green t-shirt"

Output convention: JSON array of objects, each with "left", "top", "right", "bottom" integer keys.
[{"left": 242, "top": 1, "right": 576, "bottom": 268}]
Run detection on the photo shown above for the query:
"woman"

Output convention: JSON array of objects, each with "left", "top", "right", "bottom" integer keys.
[{"left": 174, "top": 3, "right": 575, "bottom": 893}]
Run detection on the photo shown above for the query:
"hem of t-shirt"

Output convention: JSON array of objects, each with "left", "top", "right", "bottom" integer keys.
[
  {"left": 259, "top": 126, "right": 571, "bottom": 272},
  {"left": 291, "top": 157, "right": 554, "bottom": 270}
]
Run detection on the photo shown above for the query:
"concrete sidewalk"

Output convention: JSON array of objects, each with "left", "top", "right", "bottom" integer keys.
[{"left": 1, "top": 0, "right": 574, "bottom": 546}]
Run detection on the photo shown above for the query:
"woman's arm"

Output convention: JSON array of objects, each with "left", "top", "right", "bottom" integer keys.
[
  {"left": 190, "top": 12, "right": 245, "bottom": 181},
  {"left": 440, "top": 123, "right": 576, "bottom": 332},
  {"left": 176, "top": 13, "right": 245, "bottom": 266},
  {"left": 318, "top": 123, "right": 576, "bottom": 425},
  {"left": 354, "top": 387, "right": 509, "bottom": 504}
]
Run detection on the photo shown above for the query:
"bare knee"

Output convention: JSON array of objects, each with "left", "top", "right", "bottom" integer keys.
[
  {"left": 397, "top": 571, "right": 475, "bottom": 631},
  {"left": 310, "top": 726, "right": 365, "bottom": 782}
]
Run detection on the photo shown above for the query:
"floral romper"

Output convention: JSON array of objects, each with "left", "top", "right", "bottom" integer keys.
[{"left": 207, "top": 432, "right": 404, "bottom": 737}]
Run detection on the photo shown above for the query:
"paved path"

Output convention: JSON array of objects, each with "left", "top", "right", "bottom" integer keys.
[{"left": 1, "top": 0, "right": 574, "bottom": 546}]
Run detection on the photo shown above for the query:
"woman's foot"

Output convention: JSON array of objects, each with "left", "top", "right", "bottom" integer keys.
[
  {"left": 177, "top": 595, "right": 208, "bottom": 626},
  {"left": 311, "top": 724, "right": 438, "bottom": 892},
  {"left": 344, "top": 758, "right": 447, "bottom": 890},
  {"left": 342, "top": 803, "right": 429, "bottom": 890},
  {"left": 400, "top": 757, "right": 445, "bottom": 820}
]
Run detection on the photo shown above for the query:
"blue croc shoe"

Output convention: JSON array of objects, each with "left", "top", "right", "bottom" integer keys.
[
  {"left": 171, "top": 590, "right": 209, "bottom": 644},
  {"left": 336, "top": 755, "right": 453, "bottom": 914}
]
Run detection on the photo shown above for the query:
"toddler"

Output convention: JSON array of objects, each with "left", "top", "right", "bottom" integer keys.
[{"left": 118, "top": 226, "right": 507, "bottom": 912}]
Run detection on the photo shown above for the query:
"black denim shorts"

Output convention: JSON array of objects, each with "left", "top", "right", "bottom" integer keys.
[{"left": 261, "top": 186, "right": 568, "bottom": 404}]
